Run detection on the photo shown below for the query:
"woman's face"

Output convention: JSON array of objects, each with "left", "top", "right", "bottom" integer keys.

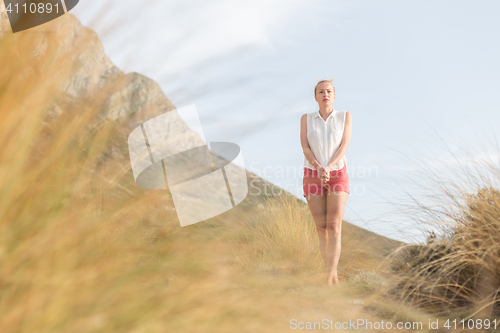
[{"left": 314, "top": 82, "right": 335, "bottom": 107}]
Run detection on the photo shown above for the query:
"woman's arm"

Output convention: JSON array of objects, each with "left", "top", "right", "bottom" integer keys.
[
  {"left": 300, "top": 114, "right": 326, "bottom": 177},
  {"left": 325, "top": 111, "right": 352, "bottom": 171}
]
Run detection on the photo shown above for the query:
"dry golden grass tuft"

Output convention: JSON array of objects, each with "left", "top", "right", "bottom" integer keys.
[
  {"left": 387, "top": 185, "right": 500, "bottom": 319},
  {"left": 374, "top": 130, "right": 500, "bottom": 330}
]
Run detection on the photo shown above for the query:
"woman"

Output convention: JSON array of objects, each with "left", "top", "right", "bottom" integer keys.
[{"left": 300, "top": 78, "right": 352, "bottom": 285}]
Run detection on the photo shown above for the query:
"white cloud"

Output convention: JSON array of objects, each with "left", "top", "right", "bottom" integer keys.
[{"left": 72, "top": 0, "right": 317, "bottom": 74}]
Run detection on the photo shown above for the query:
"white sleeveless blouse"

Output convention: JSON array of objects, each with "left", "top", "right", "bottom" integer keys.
[{"left": 303, "top": 109, "right": 347, "bottom": 171}]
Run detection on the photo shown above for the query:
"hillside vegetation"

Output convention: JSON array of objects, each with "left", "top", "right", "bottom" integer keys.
[{"left": 4, "top": 8, "right": 500, "bottom": 333}]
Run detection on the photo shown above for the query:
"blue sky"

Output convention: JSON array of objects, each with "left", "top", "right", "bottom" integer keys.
[{"left": 72, "top": 0, "right": 500, "bottom": 243}]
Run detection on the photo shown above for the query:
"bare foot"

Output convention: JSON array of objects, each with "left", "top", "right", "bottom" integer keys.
[{"left": 326, "top": 277, "right": 339, "bottom": 286}]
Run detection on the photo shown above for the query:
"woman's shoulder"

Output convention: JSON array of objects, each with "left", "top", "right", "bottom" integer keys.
[
  {"left": 300, "top": 113, "right": 308, "bottom": 127},
  {"left": 341, "top": 111, "right": 352, "bottom": 125},
  {"left": 300, "top": 111, "right": 316, "bottom": 120},
  {"left": 337, "top": 110, "right": 351, "bottom": 117}
]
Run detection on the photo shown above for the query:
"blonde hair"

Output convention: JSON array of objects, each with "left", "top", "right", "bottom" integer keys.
[{"left": 314, "top": 78, "right": 335, "bottom": 96}]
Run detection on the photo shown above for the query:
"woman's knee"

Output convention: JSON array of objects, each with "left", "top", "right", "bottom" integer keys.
[
  {"left": 326, "top": 223, "right": 342, "bottom": 237},
  {"left": 326, "top": 210, "right": 343, "bottom": 226},
  {"left": 316, "top": 224, "right": 327, "bottom": 232}
]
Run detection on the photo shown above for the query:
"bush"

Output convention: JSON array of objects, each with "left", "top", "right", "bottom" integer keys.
[{"left": 389, "top": 186, "right": 500, "bottom": 317}]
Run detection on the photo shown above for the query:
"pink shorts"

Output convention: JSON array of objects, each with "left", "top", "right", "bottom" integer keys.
[{"left": 303, "top": 165, "right": 350, "bottom": 197}]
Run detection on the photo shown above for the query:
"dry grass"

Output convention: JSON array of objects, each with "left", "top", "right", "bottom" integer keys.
[
  {"left": 387, "top": 185, "right": 500, "bottom": 319},
  {"left": 225, "top": 194, "right": 398, "bottom": 281},
  {"left": 376, "top": 130, "right": 500, "bottom": 331}
]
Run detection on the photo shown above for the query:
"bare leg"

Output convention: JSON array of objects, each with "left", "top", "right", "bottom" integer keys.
[
  {"left": 305, "top": 194, "right": 328, "bottom": 270},
  {"left": 325, "top": 191, "right": 348, "bottom": 285}
]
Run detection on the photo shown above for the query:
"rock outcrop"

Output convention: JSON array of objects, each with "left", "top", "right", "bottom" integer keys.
[{"left": 0, "top": 6, "right": 205, "bottom": 153}]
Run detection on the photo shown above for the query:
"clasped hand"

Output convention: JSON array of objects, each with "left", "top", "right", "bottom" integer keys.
[{"left": 318, "top": 166, "right": 331, "bottom": 182}]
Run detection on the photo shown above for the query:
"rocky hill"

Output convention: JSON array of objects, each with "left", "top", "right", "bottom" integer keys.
[{"left": 0, "top": 5, "right": 204, "bottom": 149}]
